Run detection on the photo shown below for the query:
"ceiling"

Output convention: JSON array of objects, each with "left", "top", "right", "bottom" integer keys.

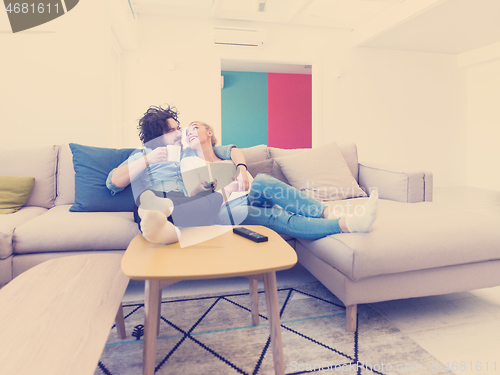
[
  {"left": 131, "top": 0, "right": 402, "bottom": 30},
  {"left": 131, "top": 0, "right": 500, "bottom": 55},
  {"left": 221, "top": 60, "right": 312, "bottom": 74},
  {"left": 360, "top": 0, "right": 500, "bottom": 54}
]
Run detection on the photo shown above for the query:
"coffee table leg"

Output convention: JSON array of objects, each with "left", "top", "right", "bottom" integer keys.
[
  {"left": 262, "top": 271, "right": 285, "bottom": 375},
  {"left": 248, "top": 278, "right": 259, "bottom": 326},
  {"left": 157, "top": 287, "right": 162, "bottom": 337},
  {"left": 143, "top": 279, "right": 160, "bottom": 375},
  {"left": 115, "top": 304, "right": 126, "bottom": 339}
]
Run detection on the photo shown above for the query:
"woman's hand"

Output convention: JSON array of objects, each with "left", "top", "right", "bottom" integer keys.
[
  {"left": 223, "top": 180, "right": 240, "bottom": 196},
  {"left": 146, "top": 147, "right": 168, "bottom": 164},
  {"left": 190, "top": 179, "right": 217, "bottom": 196},
  {"left": 234, "top": 168, "right": 250, "bottom": 192},
  {"left": 230, "top": 149, "right": 250, "bottom": 191}
]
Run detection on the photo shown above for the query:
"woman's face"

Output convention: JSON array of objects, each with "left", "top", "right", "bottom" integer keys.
[{"left": 186, "top": 123, "right": 211, "bottom": 148}]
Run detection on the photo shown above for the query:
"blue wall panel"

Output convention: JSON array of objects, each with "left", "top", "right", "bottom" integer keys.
[{"left": 221, "top": 71, "right": 268, "bottom": 148}]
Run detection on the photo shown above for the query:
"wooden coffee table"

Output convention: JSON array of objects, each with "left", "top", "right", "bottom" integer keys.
[
  {"left": 0, "top": 254, "right": 129, "bottom": 375},
  {"left": 121, "top": 225, "right": 297, "bottom": 375}
]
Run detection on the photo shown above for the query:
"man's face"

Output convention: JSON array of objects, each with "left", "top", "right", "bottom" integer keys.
[{"left": 161, "top": 118, "right": 182, "bottom": 146}]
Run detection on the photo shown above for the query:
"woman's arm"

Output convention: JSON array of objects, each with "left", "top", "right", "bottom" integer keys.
[
  {"left": 212, "top": 144, "right": 249, "bottom": 191},
  {"left": 230, "top": 147, "right": 250, "bottom": 191}
]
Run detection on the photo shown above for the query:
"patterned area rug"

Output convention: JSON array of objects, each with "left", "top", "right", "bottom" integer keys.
[{"left": 95, "top": 282, "right": 452, "bottom": 375}]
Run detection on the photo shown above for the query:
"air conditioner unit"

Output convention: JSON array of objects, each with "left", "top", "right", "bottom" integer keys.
[{"left": 214, "top": 27, "right": 266, "bottom": 48}]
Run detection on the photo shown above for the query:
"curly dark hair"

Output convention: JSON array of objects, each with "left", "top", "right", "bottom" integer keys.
[{"left": 137, "top": 105, "right": 180, "bottom": 147}]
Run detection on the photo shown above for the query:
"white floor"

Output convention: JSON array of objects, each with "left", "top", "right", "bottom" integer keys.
[{"left": 123, "top": 186, "right": 500, "bottom": 374}]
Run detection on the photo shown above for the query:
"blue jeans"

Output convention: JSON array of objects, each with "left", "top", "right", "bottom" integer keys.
[{"left": 219, "top": 174, "right": 341, "bottom": 240}]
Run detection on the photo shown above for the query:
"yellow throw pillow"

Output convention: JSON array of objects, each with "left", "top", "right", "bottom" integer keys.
[{"left": 0, "top": 175, "right": 35, "bottom": 214}]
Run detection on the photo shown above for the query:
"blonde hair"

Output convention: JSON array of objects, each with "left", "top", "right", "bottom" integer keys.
[{"left": 189, "top": 121, "right": 218, "bottom": 146}]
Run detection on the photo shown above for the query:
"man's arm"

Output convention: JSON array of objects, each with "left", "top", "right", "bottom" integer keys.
[
  {"left": 109, "top": 147, "right": 168, "bottom": 189},
  {"left": 110, "top": 158, "right": 146, "bottom": 188}
]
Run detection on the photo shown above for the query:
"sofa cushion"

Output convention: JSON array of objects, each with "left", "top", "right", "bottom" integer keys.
[
  {"left": 247, "top": 159, "right": 290, "bottom": 184},
  {"left": 241, "top": 145, "right": 269, "bottom": 164},
  {"left": 269, "top": 159, "right": 290, "bottom": 184},
  {"left": 0, "top": 146, "right": 58, "bottom": 209},
  {"left": 13, "top": 205, "right": 140, "bottom": 253},
  {"left": 0, "top": 176, "right": 35, "bottom": 214},
  {"left": 274, "top": 142, "right": 366, "bottom": 201},
  {"left": 358, "top": 163, "right": 426, "bottom": 203},
  {"left": 0, "top": 207, "right": 47, "bottom": 259},
  {"left": 269, "top": 142, "right": 359, "bottom": 181},
  {"left": 247, "top": 159, "right": 273, "bottom": 178},
  {"left": 55, "top": 144, "right": 75, "bottom": 206},
  {"left": 0, "top": 256, "right": 12, "bottom": 285},
  {"left": 69, "top": 143, "right": 136, "bottom": 212},
  {"left": 299, "top": 199, "right": 500, "bottom": 281}
]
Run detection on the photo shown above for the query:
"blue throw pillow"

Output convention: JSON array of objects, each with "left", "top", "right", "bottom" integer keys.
[{"left": 69, "top": 143, "right": 137, "bottom": 212}]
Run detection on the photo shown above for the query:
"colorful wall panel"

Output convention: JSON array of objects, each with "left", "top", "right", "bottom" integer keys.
[
  {"left": 268, "top": 73, "right": 312, "bottom": 149},
  {"left": 221, "top": 71, "right": 312, "bottom": 149},
  {"left": 221, "top": 71, "right": 268, "bottom": 148}
]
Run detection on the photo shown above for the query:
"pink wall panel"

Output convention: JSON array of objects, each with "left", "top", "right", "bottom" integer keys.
[{"left": 267, "top": 73, "right": 312, "bottom": 149}]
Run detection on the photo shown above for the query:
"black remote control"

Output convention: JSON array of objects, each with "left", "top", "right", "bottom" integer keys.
[{"left": 233, "top": 227, "right": 268, "bottom": 243}]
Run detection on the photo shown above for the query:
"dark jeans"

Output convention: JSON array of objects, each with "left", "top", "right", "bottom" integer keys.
[{"left": 133, "top": 190, "right": 223, "bottom": 230}]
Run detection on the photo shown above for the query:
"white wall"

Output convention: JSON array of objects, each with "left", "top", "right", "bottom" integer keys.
[
  {"left": 1, "top": 9, "right": 469, "bottom": 187},
  {"left": 0, "top": 0, "right": 135, "bottom": 149},
  {"left": 466, "top": 59, "right": 500, "bottom": 191},
  {"left": 123, "top": 16, "right": 467, "bottom": 187},
  {"left": 121, "top": 16, "right": 350, "bottom": 149},
  {"left": 329, "top": 47, "right": 468, "bottom": 187}
]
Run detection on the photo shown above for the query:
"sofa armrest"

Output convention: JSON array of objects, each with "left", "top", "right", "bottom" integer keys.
[{"left": 358, "top": 163, "right": 433, "bottom": 203}]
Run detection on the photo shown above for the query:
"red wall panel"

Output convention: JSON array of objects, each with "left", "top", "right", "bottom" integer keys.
[{"left": 267, "top": 73, "right": 312, "bottom": 149}]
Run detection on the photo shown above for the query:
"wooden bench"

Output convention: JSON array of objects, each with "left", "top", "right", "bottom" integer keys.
[{"left": 0, "top": 254, "right": 129, "bottom": 375}]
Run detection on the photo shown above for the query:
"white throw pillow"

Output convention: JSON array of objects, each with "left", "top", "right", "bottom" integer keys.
[{"left": 274, "top": 142, "right": 367, "bottom": 201}]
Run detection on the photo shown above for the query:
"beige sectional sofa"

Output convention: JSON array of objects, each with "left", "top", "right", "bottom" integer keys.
[
  {"left": 0, "top": 145, "right": 140, "bottom": 286},
  {"left": 244, "top": 144, "right": 500, "bottom": 331},
  {"left": 2, "top": 143, "right": 500, "bottom": 332}
]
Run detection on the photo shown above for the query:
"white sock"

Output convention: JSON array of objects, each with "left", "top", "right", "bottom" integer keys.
[
  {"left": 327, "top": 206, "right": 344, "bottom": 220},
  {"left": 139, "top": 190, "right": 174, "bottom": 217},
  {"left": 138, "top": 209, "right": 181, "bottom": 244},
  {"left": 345, "top": 190, "right": 379, "bottom": 233}
]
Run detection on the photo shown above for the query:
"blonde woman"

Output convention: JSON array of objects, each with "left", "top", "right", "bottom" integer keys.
[{"left": 183, "top": 121, "right": 379, "bottom": 240}]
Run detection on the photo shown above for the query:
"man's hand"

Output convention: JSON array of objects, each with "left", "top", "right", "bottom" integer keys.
[{"left": 146, "top": 147, "right": 168, "bottom": 164}]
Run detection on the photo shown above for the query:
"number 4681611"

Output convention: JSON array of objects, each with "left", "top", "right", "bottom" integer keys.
[
  {"left": 444, "top": 361, "right": 496, "bottom": 372},
  {"left": 5, "top": 2, "right": 60, "bottom": 13}
]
